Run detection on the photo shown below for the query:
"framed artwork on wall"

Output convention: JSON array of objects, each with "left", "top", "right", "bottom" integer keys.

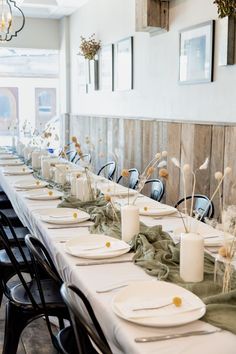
[
  {"left": 179, "top": 21, "right": 215, "bottom": 84},
  {"left": 114, "top": 36, "right": 133, "bottom": 91},
  {"left": 99, "top": 44, "right": 114, "bottom": 91}
]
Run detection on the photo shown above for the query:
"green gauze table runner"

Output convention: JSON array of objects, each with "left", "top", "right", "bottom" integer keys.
[{"left": 59, "top": 197, "right": 236, "bottom": 334}]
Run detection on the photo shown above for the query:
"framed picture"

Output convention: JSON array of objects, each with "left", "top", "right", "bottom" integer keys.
[
  {"left": 179, "top": 21, "right": 215, "bottom": 84},
  {"left": 114, "top": 36, "right": 133, "bottom": 91},
  {"left": 99, "top": 44, "right": 114, "bottom": 91}
]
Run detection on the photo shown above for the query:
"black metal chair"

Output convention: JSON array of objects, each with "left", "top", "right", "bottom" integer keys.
[
  {"left": 117, "top": 168, "right": 139, "bottom": 189},
  {"left": 60, "top": 283, "right": 112, "bottom": 354},
  {"left": 0, "top": 229, "right": 70, "bottom": 354},
  {"left": 66, "top": 150, "right": 77, "bottom": 163},
  {"left": 74, "top": 154, "right": 91, "bottom": 166},
  {"left": 174, "top": 194, "right": 214, "bottom": 221},
  {"left": 97, "top": 161, "right": 116, "bottom": 181},
  {"left": 145, "top": 179, "right": 165, "bottom": 202},
  {"left": 0, "top": 211, "right": 32, "bottom": 307}
]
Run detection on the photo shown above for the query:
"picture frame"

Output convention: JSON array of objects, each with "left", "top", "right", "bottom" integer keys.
[
  {"left": 114, "top": 36, "right": 133, "bottom": 91},
  {"left": 99, "top": 44, "right": 114, "bottom": 91},
  {"left": 179, "top": 20, "right": 215, "bottom": 84}
]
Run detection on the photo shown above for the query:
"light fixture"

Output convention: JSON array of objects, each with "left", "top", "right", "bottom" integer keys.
[{"left": 0, "top": 0, "right": 25, "bottom": 42}]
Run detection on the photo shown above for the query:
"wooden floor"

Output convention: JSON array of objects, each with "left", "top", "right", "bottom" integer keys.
[{"left": 0, "top": 288, "right": 59, "bottom": 354}]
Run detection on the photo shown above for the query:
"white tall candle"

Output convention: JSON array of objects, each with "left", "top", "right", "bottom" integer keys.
[
  {"left": 54, "top": 164, "right": 67, "bottom": 184},
  {"left": 180, "top": 232, "right": 204, "bottom": 282},
  {"left": 75, "top": 178, "right": 89, "bottom": 202},
  {"left": 31, "top": 151, "right": 41, "bottom": 169},
  {"left": 71, "top": 176, "right": 78, "bottom": 196},
  {"left": 121, "top": 205, "right": 140, "bottom": 243}
]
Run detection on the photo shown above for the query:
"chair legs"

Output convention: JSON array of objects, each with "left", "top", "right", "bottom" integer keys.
[{"left": 3, "top": 302, "right": 34, "bottom": 354}]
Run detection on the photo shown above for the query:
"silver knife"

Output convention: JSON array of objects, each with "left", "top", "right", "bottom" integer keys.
[
  {"left": 135, "top": 329, "right": 222, "bottom": 343},
  {"left": 76, "top": 259, "right": 133, "bottom": 266}
]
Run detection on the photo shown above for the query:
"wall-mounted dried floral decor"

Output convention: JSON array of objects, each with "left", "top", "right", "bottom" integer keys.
[
  {"left": 79, "top": 34, "right": 101, "bottom": 60},
  {"left": 213, "top": 0, "right": 236, "bottom": 18}
]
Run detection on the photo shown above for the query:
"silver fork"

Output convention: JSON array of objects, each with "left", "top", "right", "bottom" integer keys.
[{"left": 135, "top": 329, "right": 222, "bottom": 342}]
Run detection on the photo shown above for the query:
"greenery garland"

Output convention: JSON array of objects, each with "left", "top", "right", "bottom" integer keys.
[{"left": 213, "top": 0, "right": 236, "bottom": 18}]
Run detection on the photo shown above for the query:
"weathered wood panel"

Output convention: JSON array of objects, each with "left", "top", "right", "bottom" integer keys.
[
  {"left": 223, "top": 126, "right": 236, "bottom": 207},
  {"left": 69, "top": 114, "right": 236, "bottom": 217}
]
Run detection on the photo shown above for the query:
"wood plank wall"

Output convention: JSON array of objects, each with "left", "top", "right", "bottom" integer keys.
[{"left": 69, "top": 115, "right": 236, "bottom": 218}]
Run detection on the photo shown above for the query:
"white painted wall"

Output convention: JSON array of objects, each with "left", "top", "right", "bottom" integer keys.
[
  {"left": 69, "top": 0, "right": 236, "bottom": 123},
  {"left": 0, "top": 17, "right": 60, "bottom": 49}
]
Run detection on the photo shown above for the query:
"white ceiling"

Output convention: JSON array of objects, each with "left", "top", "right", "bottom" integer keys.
[{"left": 16, "top": 0, "right": 88, "bottom": 19}]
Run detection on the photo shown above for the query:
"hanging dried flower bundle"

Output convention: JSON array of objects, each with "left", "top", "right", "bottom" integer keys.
[
  {"left": 213, "top": 0, "right": 236, "bottom": 18},
  {"left": 79, "top": 34, "right": 101, "bottom": 60}
]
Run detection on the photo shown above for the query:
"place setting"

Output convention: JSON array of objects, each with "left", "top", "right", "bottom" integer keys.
[
  {"left": 14, "top": 179, "right": 49, "bottom": 190},
  {"left": 3, "top": 166, "right": 33, "bottom": 175},
  {"left": 24, "top": 188, "right": 63, "bottom": 201},
  {"left": 34, "top": 207, "right": 91, "bottom": 226},
  {"left": 0, "top": 159, "right": 24, "bottom": 167}
]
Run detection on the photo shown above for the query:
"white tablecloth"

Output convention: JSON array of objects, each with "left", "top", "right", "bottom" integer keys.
[{"left": 1, "top": 168, "right": 236, "bottom": 354}]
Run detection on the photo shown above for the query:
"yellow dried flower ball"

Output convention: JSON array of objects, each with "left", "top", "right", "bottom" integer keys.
[
  {"left": 159, "top": 168, "right": 169, "bottom": 179},
  {"left": 121, "top": 169, "right": 130, "bottom": 178},
  {"left": 215, "top": 171, "right": 223, "bottom": 180},
  {"left": 218, "top": 246, "right": 228, "bottom": 258},
  {"left": 147, "top": 166, "right": 155, "bottom": 176},
  {"left": 71, "top": 136, "right": 77, "bottom": 143},
  {"left": 22, "top": 168, "right": 25, "bottom": 172},
  {"left": 172, "top": 296, "right": 182, "bottom": 307},
  {"left": 105, "top": 242, "right": 111, "bottom": 248},
  {"left": 144, "top": 206, "right": 148, "bottom": 211},
  {"left": 224, "top": 167, "right": 232, "bottom": 175},
  {"left": 36, "top": 181, "right": 40, "bottom": 186},
  {"left": 161, "top": 151, "right": 168, "bottom": 158},
  {"left": 73, "top": 212, "right": 78, "bottom": 219},
  {"left": 48, "top": 191, "right": 53, "bottom": 196},
  {"left": 155, "top": 152, "right": 161, "bottom": 159},
  {"left": 104, "top": 194, "right": 111, "bottom": 202}
]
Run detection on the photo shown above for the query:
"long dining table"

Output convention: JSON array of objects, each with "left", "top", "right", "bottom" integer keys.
[{"left": 1, "top": 160, "right": 236, "bottom": 354}]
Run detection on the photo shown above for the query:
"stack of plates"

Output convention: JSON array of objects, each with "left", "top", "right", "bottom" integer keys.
[
  {"left": 65, "top": 234, "right": 130, "bottom": 259},
  {"left": 112, "top": 281, "right": 206, "bottom": 327}
]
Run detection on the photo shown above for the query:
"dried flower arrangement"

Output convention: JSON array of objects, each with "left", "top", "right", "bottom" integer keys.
[
  {"left": 131, "top": 151, "right": 168, "bottom": 205},
  {"left": 214, "top": 0, "right": 236, "bottom": 18},
  {"left": 171, "top": 157, "right": 232, "bottom": 233},
  {"left": 79, "top": 34, "right": 101, "bottom": 60}
]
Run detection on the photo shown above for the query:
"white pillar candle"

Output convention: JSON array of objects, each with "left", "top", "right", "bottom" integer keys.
[
  {"left": 31, "top": 151, "right": 41, "bottom": 169},
  {"left": 54, "top": 164, "right": 67, "bottom": 184},
  {"left": 71, "top": 176, "right": 77, "bottom": 196},
  {"left": 75, "top": 178, "right": 89, "bottom": 202},
  {"left": 121, "top": 205, "right": 140, "bottom": 243},
  {"left": 180, "top": 232, "right": 204, "bottom": 282}
]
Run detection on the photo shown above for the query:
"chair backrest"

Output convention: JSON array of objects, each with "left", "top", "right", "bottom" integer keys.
[
  {"left": 74, "top": 154, "right": 92, "bottom": 165},
  {"left": 0, "top": 211, "right": 37, "bottom": 306},
  {"left": 174, "top": 194, "right": 214, "bottom": 220},
  {"left": 117, "top": 168, "right": 139, "bottom": 189},
  {"left": 145, "top": 179, "right": 165, "bottom": 202},
  {"left": 24, "top": 234, "right": 62, "bottom": 285},
  {"left": 66, "top": 150, "right": 77, "bottom": 163},
  {"left": 61, "top": 283, "right": 112, "bottom": 354},
  {"left": 97, "top": 161, "right": 116, "bottom": 181}
]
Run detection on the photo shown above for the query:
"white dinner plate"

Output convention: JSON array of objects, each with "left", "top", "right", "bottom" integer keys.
[
  {"left": 139, "top": 204, "right": 177, "bottom": 216},
  {"left": 25, "top": 190, "right": 63, "bottom": 201},
  {"left": 0, "top": 160, "right": 24, "bottom": 166},
  {"left": 65, "top": 234, "right": 130, "bottom": 259},
  {"left": 0, "top": 155, "right": 16, "bottom": 160},
  {"left": 38, "top": 208, "right": 90, "bottom": 225},
  {"left": 101, "top": 187, "right": 138, "bottom": 197},
  {"left": 15, "top": 180, "right": 49, "bottom": 189},
  {"left": 4, "top": 168, "right": 33, "bottom": 175},
  {"left": 112, "top": 281, "right": 206, "bottom": 327}
]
